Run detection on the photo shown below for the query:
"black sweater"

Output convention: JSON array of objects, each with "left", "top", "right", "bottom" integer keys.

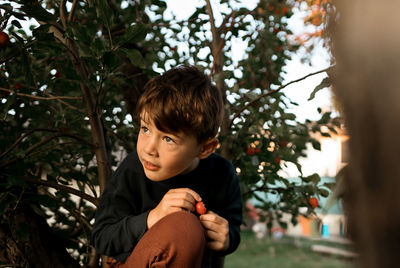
[{"left": 91, "top": 151, "right": 242, "bottom": 265}]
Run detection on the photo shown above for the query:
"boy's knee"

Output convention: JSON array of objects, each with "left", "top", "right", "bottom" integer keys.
[
  {"left": 135, "top": 211, "right": 205, "bottom": 266},
  {"left": 160, "top": 211, "right": 205, "bottom": 244}
]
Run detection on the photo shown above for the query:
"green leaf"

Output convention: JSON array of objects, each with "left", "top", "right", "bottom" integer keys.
[
  {"left": 103, "top": 51, "right": 121, "bottom": 71},
  {"left": 21, "top": 50, "right": 34, "bottom": 86},
  {"left": 32, "top": 24, "right": 51, "bottom": 38},
  {"left": 328, "top": 126, "right": 338, "bottom": 134},
  {"left": 121, "top": 23, "right": 147, "bottom": 44},
  {"left": 322, "top": 182, "right": 336, "bottom": 191},
  {"left": 120, "top": 48, "right": 145, "bottom": 68},
  {"left": 95, "top": 0, "right": 113, "bottom": 31},
  {"left": 318, "top": 112, "right": 331, "bottom": 124},
  {"left": 320, "top": 132, "right": 331, "bottom": 137},
  {"left": 319, "top": 188, "right": 330, "bottom": 197},
  {"left": 311, "top": 140, "right": 321, "bottom": 150},
  {"left": 281, "top": 113, "right": 296, "bottom": 121},
  {"left": 77, "top": 44, "right": 95, "bottom": 57},
  {"left": 26, "top": 194, "right": 58, "bottom": 208},
  {"left": 10, "top": 31, "right": 24, "bottom": 44},
  {"left": 60, "top": 171, "right": 89, "bottom": 183},
  {"left": 70, "top": 23, "right": 92, "bottom": 44},
  {"left": 11, "top": 20, "right": 23, "bottom": 29},
  {"left": 302, "top": 173, "right": 320, "bottom": 186},
  {"left": 308, "top": 77, "right": 331, "bottom": 101},
  {"left": 20, "top": 4, "right": 57, "bottom": 22}
]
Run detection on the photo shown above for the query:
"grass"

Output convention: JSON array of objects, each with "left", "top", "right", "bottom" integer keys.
[{"left": 224, "top": 231, "right": 356, "bottom": 268}]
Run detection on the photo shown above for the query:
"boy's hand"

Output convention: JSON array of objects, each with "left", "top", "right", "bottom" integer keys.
[
  {"left": 200, "top": 211, "right": 230, "bottom": 251},
  {"left": 147, "top": 188, "right": 201, "bottom": 229}
]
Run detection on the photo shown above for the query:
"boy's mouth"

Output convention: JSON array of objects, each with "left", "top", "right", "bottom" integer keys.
[{"left": 142, "top": 160, "right": 160, "bottom": 171}]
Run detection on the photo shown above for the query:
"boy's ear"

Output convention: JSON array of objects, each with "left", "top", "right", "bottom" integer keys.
[{"left": 198, "top": 138, "right": 219, "bottom": 159}]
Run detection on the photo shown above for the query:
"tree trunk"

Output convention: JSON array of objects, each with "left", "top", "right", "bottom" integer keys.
[
  {"left": 0, "top": 203, "right": 80, "bottom": 267},
  {"left": 332, "top": 1, "right": 400, "bottom": 267}
]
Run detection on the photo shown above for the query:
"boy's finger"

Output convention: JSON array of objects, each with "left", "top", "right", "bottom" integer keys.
[
  {"left": 205, "top": 229, "right": 227, "bottom": 244},
  {"left": 200, "top": 211, "right": 228, "bottom": 225},
  {"left": 171, "top": 198, "right": 196, "bottom": 211},
  {"left": 171, "top": 188, "right": 202, "bottom": 202},
  {"left": 201, "top": 219, "right": 229, "bottom": 235},
  {"left": 206, "top": 241, "right": 223, "bottom": 251}
]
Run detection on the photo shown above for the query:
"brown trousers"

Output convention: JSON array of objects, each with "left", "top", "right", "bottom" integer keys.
[{"left": 106, "top": 211, "right": 206, "bottom": 268}]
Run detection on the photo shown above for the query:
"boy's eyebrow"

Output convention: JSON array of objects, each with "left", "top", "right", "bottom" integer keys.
[
  {"left": 139, "top": 115, "right": 150, "bottom": 124},
  {"left": 139, "top": 117, "right": 183, "bottom": 140}
]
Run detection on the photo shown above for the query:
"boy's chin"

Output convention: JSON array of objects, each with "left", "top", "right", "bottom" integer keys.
[{"left": 143, "top": 170, "right": 171, "bottom": 182}]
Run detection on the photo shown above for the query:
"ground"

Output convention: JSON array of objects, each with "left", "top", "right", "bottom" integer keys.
[{"left": 224, "top": 231, "right": 355, "bottom": 268}]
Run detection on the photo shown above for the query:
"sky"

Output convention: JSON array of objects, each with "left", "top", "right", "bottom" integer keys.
[
  {"left": 5, "top": 0, "right": 333, "bottom": 122},
  {"left": 164, "top": 0, "right": 333, "bottom": 123}
]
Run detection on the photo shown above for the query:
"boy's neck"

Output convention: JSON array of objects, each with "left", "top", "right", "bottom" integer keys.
[{"left": 181, "top": 157, "right": 200, "bottom": 175}]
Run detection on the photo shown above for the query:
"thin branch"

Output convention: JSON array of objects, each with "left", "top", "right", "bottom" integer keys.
[
  {"left": 68, "top": 0, "right": 79, "bottom": 22},
  {"left": 44, "top": 189, "right": 93, "bottom": 230},
  {"left": 0, "top": 129, "right": 92, "bottom": 162},
  {"left": 209, "top": 18, "right": 236, "bottom": 76},
  {"left": 205, "top": 0, "right": 222, "bottom": 75},
  {"left": 50, "top": 96, "right": 85, "bottom": 112},
  {"left": 242, "top": 185, "right": 289, "bottom": 197},
  {"left": 23, "top": 133, "right": 91, "bottom": 157},
  {"left": 209, "top": 37, "right": 226, "bottom": 77},
  {"left": 23, "top": 134, "right": 64, "bottom": 159},
  {"left": 23, "top": 176, "right": 99, "bottom": 206},
  {"left": 26, "top": 141, "right": 88, "bottom": 159},
  {"left": 0, "top": 87, "right": 82, "bottom": 100},
  {"left": 60, "top": 0, "right": 68, "bottom": 29},
  {"left": 0, "top": 128, "right": 56, "bottom": 159},
  {"left": 205, "top": 0, "right": 218, "bottom": 41},
  {"left": 0, "top": 4, "right": 26, "bottom": 18},
  {"left": 105, "top": 125, "right": 134, "bottom": 153},
  {"left": 229, "top": 65, "right": 335, "bottom": 127}
]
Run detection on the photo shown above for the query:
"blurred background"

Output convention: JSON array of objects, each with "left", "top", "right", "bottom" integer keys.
[{"left": 0, "top": 0, "right": 359, "bottom": 267}]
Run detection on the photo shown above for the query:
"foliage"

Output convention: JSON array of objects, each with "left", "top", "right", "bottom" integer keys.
[{"left": 0, "top": 0, "right": 336, "bottom": 265}]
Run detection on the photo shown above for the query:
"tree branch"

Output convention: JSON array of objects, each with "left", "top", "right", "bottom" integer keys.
[
  {"left": 68, "top": 0, "right": 79, "bottom": 22},
  {"left": 242, "top": 185, "right": 289, "bottom": 197},
  {"left": 229, "top": 65, "right": 335, "bottom": 127},
  {"left": 0, "top": 129, "right": 92, "bottom": 163},
  {"left": 60, "top": 0, "right": 68, "bottom": 29},
  {"left": 50, "top": 23, "right": 111, "bottom": 196},
  {"left": 0, "top": 4, "right": 26, "bottom": 18},
  {"left": 0, "top": 128, "right": 50, "bottom": 159},
  {"left": 105, "top": 125, "right": 134, "bottom": 153},
  {"left": 23, "top": 176, "right": 99, "bottom": 207},
  {"left": 31, "top": 11, "right": 111, "bottom": 195},
  {"left": 0, "top": 87, "right": 82, "bottom": 100},
  {"left": 205, "top": 0, "right": 218, "bottom": 43},
  {"left": 44, "top": 189, "right": 94, "bottom": 230},
  {"left": 209, "top": 11, "right": 237, "bottom": 76}
]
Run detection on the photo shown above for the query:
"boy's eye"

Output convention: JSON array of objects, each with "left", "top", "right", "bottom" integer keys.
[
  {"left": 141, "top": 126, "right": 149, "bottom": 134},
  {"left": 164, "top": 136, "right": 175, "bottom": 144}
]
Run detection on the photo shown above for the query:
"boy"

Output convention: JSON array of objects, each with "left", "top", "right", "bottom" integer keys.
[{"left": 92, "top": 65, "right": 242, "bottom": 267}]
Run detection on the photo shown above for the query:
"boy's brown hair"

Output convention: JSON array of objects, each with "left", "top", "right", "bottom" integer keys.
[{"left": 137, "top": 65, "right": 224, "bottom": 143}]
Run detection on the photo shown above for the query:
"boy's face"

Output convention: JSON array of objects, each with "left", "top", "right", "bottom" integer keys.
[{"left": 137, "top": 113, "right": 204, "bottom": 181}]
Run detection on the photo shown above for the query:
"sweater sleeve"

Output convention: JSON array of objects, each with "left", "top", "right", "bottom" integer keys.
[
  {"left": 220, "top": 170, "right": 242, "bottom": 256},
  {"left": 91, "top": 153, "right": 148, "bottom": 262},
  {"left": 206, "top": 156, "right": 242, "bottom": 257}
]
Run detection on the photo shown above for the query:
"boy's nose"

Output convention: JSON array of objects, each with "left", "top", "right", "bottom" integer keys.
[{"left": 143, "top": 138, "right": 158, "bottom": 156}]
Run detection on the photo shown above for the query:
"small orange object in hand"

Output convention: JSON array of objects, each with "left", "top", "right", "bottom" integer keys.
[{"left": 196, "top": 201, "right": 207, "bottom": 215}]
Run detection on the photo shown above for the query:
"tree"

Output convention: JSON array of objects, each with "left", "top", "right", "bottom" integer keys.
[
  {"left": 331, "top": 0, "right": 400, "bottom": 267},
  {"left": 0, "top": 0, "right": 336, "bottom": 266}
]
